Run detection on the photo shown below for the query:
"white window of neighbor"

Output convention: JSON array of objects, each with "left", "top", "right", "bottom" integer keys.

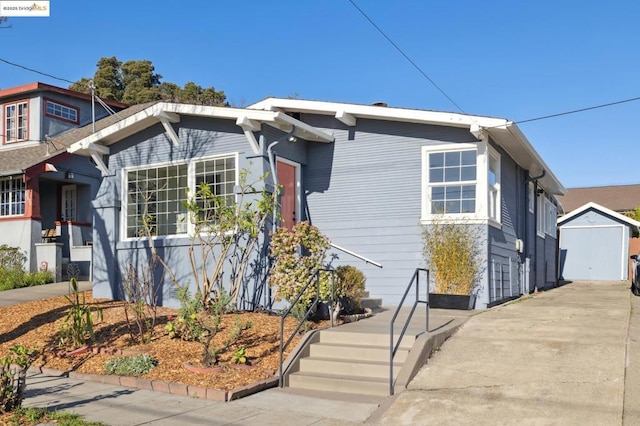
[
  {"left": 123, "top": 154, "right": 237, "bottom": 239},
  {"left": 0, "top": 176, "right": 26, "bottom": 216},
  {"left": 45, "top": 99, "right": 79, "bottom": 123},
  {"left": 4, "top": 100, "right": 28, "bottom": 143}
]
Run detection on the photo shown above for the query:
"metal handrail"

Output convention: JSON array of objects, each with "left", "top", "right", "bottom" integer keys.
[
  {"left": 330, "top": 243, "right": 383, "bottom": 269},
  {"left": 389, "top": 268, "right": 429, "bottom": 395},
  {"left": 279, "top": 268, "right": 335, "bottom": 388}
]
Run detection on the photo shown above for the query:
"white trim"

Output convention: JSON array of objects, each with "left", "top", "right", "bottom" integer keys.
[
  {"left": 248, "top": 97, "right": 566, "bottom": 196},
  {"left": 487, "top": 145, "right": 501, "bottom": 224},
  {"left": 558, "top": 201, "right": 640, "bottom": 231},
  {"left": 67, "top": 103, "right": 334, "bottom": 159}
]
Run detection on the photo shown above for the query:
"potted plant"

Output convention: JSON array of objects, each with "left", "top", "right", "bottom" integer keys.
[
  {"left": 335, "top": 265, "right": 366, "bottom": 314},
  {"left": 422, "top": 215, "right": 485, "bottom": 310}
]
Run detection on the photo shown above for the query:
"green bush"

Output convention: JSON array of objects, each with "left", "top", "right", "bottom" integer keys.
[
  {"left": 0, "top": 245, "right": 26, "bottom": 271},
  {"left": 24, "top": 271, "right": 54, "bottom": 287},
  {"left": 0, "top": 244, "right": 54, "bottom": 291},
  {"left": 335, "top": 265, "right": 366, "bottom": 301},
  {"left": 0, "top": 269, "right": 27, "bottom": 291},
  {"left": 104, "top": 354, "right": 157, "bottom": 376},
  {"left": 0, "top": 345, "right": 38, "bottom": 413}
]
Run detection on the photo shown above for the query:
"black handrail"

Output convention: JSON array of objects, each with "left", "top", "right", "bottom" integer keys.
[
  {"left": 389, "top": 268, "right": 429, "bottom": 395},
  {"left": 279, "top": 268, "right": 335, "bottom": 388}
]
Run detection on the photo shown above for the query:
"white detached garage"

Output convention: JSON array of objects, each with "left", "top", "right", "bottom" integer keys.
[{"left": 558, "top": 202, "right": 640, "bottom": 281}]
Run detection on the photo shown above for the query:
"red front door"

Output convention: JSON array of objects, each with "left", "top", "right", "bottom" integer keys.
[{"left": 276, "top": 160, "right": 297, "bottom": 230}]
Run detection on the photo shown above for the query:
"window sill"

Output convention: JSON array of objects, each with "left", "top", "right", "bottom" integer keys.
[{"left": 488, "top": 218, "right": 502, "bottom": 229}]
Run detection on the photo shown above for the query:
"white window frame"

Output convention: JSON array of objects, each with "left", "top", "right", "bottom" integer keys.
[
  {"left": 528, "top": 182, "right": 535, "bottom": 213},
  {"left": 487, "top": 146, "right": 501, "bottom": 225},
  {"left": 421, "top": 142, "right": 500, "bottom": 225},
  {"left": 121, "top": 153, "right": 239, "bottom": 240},
  {"left": 544, "top": 198, "right": 557, "bottom": 236},
  {"left": 61, "top": 184, "right": 77, "bottom": 221},
  {"left": 4, "top": 100, "right": 28, "bottom": 143},
  {"left": 0, "top": 176, "right": 26, "bottom": 217},
  {"left": 536, "top": 191, "right": 545, "bottom": 237},
  {"left": 45, "top": 99, "right": 79, "bottom": 124}
]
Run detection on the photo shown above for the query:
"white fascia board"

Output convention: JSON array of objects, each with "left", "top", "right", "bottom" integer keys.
[
  {"left": 249, "top": 98, "right": 508, "bottom": 129},
  {"left": 558, "top": 202, "right": 640, "bottom": 231},
  {"left": 335, "top": 110, "right": 356, "bottom": 126}
]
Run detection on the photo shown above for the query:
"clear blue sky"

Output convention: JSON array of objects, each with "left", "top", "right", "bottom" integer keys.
[{"left": 1, "top": 0, "right": 639, "bottom": 189}]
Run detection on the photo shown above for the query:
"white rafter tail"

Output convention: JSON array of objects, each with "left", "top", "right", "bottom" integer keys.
[
  {"left": 335, "top": 110, "right": 356, "bottom": 126},
  {"left": 90, "top": 152, "right": 109, "bottom": 176},
  {"left": 470, "top": 123, "right": 486, "bottom": 141},
  {"left": 156, "top": 111, "right": 181, "bottom": 147},
  {"left": 236, "top": 116, "right": 262, "bottom": 154}
]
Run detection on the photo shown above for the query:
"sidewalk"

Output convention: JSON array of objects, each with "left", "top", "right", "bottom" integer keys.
[
  {"left": 2, "top": 281, "right": 468, "bottom": 425},
  {"left": 375, "top": 281, "right": 633, "bottom": 425}
]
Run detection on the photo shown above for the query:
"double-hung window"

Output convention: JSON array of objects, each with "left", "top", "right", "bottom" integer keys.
[
  {"left": 124, "top": 154, "right": 237, "bottom": 239},
  {"left": 422, "top": 143, "right": 501, "bottom": 223},
  {"left": 4, "top": 101, "right": 28, "bottom": 143},
  {"left": 0, "top": 176, "right": 26, "bottom": 217},
  {"left": 427, "top": 148, "right": 477, "bottom": 215}
]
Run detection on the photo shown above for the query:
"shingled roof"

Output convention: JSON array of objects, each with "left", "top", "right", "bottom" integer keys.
[
  {"left": 557, "top": 184, "right": 640, "bottom": 213},
  {"left": 0, "top": 101, "right": 157, "bottom": 176}
]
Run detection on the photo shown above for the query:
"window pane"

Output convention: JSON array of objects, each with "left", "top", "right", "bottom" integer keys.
[
  {"left": 430, "top": 168, "right": 443, "bottom": 183},
  {"left": 462, "top": 185, "right": 476, "bottom": 199},
  {"left": 444, "top": 167, "right": 460, "bottom": 182},
  {"left": 461, "top": 150, "right": 476, "bottom": 165},
  {"left": 429, "top": 152, "right": 444, "bottom": 168},
  {"left": 445, "top": 200, "right": 461, "bottom": 214},
  {"left": 462, "top": 200, "right": 475, "bottom": 213},
  {"left": 445, "top": 186, "right": 461, "bottom": 199},
  {"left": 431, "top": 186, "right": 445, "bottom": 200},
  {"left": 444, "top": 151, "right": 460, "bottom": 167},
  {"left": 432, "top": 201, "right": 445, "bottom": 214},
  {"left": 461, "top": 165, "right": 476, "bottom": 181}
]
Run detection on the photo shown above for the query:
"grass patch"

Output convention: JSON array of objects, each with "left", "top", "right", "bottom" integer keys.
[{"left": 2, "top": 407, "right": 107, "bottom": 426}]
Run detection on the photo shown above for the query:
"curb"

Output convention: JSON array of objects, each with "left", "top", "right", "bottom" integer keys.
[{"left": 27, "top": 364, "right": 278, "bottom": 402}]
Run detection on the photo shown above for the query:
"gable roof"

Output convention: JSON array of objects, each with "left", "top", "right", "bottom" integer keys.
[
  {"left": 557, "top": 184, "right": 640, "bottom": 213},
  {"left": 67, "top": 102, "right": 335, "bottom": 163},
  {"left": 248, "top": 98, "right": 565, "bottom": 196},
  {"left": 0, "top": 82, "right": 128, "bottom": 109},
  {"left": 0, "top": 102, "right": 154, "bottom": 176},
  {"left": 558, "top": 201, "right": 640, "bottom": 235}
]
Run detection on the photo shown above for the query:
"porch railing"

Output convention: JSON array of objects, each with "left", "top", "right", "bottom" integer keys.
[
  {"left": 279, "top": 268, "right": 336, "bottom": 388},
  {"left": 389, "top": 268, "right": 429, "bottom": 395}
]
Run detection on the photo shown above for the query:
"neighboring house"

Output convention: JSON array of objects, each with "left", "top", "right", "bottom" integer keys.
[
  {"left": 67, "top": 98, "right": 564, "bottom": 310},
  {"left": 558, "top": 202, "right": 640, "bottom": 281},
  {"left": 557, "top": 184, "right": 640, "bottom": 282},
  {"left": 0, "top": 82, "right": 127, "bottom": 279},
  {"left": 557, "top": 184, "right": 640, "bottom": 214}
]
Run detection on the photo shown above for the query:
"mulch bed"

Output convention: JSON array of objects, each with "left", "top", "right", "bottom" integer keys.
[{"left": 0, "top": 291, "right": 303, "bottom": 395}]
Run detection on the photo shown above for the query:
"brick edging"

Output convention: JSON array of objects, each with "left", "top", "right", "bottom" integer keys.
[{"left": 27, "top": 365, "right": 278, "bottom": 402}]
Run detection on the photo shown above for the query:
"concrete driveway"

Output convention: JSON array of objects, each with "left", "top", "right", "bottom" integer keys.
[{"left": 375, "top": 281, "right": 634, "bottom": 425}]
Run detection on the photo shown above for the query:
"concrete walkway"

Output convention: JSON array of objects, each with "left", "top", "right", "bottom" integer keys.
[
  {"left": 375, "top": 281, "right": 633, "bottom": 425},
  {"left": 0, "top": 280, "right": 92, "bottom": 307}
]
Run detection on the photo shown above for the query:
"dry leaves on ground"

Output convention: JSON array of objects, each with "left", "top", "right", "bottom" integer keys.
[{"left": 0, "top": 291, "right": 303, "bottom": 392}]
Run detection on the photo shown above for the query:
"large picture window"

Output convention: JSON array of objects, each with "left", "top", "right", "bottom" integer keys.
[
  {"left": 0, "top": 176, "right": 26, "bottom": 216},
  {"left": 124, "top": 155, "right": 237, "bottom": 238},
  {"left": 4, "top": 101, "right": 28, "bottom": 143}
]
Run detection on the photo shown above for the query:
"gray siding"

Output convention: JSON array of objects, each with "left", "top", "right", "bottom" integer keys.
[{"left": 92, "top": 116, "right": 269, "bottom": 308}]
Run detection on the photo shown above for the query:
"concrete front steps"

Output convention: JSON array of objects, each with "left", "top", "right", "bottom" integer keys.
[{"left": 285, "top": 328, "right": 414, "bottom": 396}]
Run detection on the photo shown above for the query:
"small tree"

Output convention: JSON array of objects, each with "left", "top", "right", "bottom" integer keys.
[{"left": 422, "top": 216, "right": 485, "bottom": 295}]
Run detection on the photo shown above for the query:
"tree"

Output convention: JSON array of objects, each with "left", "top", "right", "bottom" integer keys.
[
  {"left": 69, "top": 56, "right": 227, "bottom": 106},
  {"left": 625, "top": 207, "right": 640, "bottom": 222}
]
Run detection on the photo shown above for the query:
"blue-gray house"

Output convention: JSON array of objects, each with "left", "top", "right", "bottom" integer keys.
[{"left": 67, "top": 98, "right": 565, "bottom": 309}]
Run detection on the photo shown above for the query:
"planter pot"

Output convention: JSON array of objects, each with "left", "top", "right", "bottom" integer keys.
[
  {"left": 429, "top": 293, "right": 476, "bottom": 310},
  {"left": 310, "top": 301, "right": 331, "bottom": 321}
]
